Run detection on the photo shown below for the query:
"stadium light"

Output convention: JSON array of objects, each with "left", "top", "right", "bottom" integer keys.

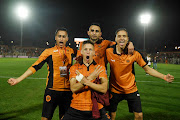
[
  {"left": 140, "top": 13, "right": 151, "bottom": 51},
  {"left": 16, "top": 5, "right": 29, "bottom": 47}
]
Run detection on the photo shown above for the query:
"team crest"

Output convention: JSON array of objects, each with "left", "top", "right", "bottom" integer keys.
[{"left": 46, "top": 95, "right": 51, "bottom": 102}]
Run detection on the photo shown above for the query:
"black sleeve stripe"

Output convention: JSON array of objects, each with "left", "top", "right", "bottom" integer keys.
[
  {"left": 32, "top": 57, "right": 48, "bottom": 71},
  {"left": 46, "top": 55, "right": 54, "bottom": 88},
  {"left": 136, "top": 50, "right": 148, "bottom": 63}
]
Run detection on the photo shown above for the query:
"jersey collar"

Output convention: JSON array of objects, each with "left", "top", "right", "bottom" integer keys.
[{"left": 79, "top": 59, "right": 97, "bottom": 66}]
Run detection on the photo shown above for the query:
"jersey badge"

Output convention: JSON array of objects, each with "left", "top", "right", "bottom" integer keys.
[
  {"left": 126, "top": 60, "right": 130, "bottom": 63},
  {"left": 46, "top": 95, "right": 51, "bottom": 102}
]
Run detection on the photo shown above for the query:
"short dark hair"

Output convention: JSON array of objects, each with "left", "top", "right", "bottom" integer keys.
[
  {"left": 90, "top": 22, "right": 101, "bottom": 28},
  {"left": 55, "top": 27, "right": 68, "bottom": 36},
  {"left": 115, "top": 28, "right": 128, "bottom": 36},
  {"left": 82, "top": 40, "right": 94, "bottom": 47}
]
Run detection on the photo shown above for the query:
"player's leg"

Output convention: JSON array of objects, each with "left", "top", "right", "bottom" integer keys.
[
  {"left": 62, "top": 107, "right": 92, "bottom": 120},
  {"left": 110, "top": 112, "right": 116, "bottom": 120},
  {"left": 134, "top": 112, "right": 143, "bottom": 120},
  {"left": 109, "top": 92, "right": 124, "bottom": 120},
  {"left": 58, "top": 91, "right": 72, "bottom": 119},
  {"left": 41, "top": 117, "right": 51, "bottom": 120},
  {"left": 99, "top": 108, "right": 111, "bottom": 120},
  {"left": 41, "top": 89, "right": 58, "bottom": 120},
  {"left": 126, "top": 91, "right": 143, "bottom": 120}
]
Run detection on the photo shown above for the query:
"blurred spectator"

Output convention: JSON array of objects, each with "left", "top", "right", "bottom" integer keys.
[{"left": 153, "top": 57, "right": 157, "bottom": 69}]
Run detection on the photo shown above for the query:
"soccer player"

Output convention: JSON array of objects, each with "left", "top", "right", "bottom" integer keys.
[
  {"left": 7, "top": 28, "right": 75, "bottom": 120},
  {"left": 77, "top": 23, "right": 134, "bottom": 67},
  {"left": 62, "top": 40, "right": 110, "bottom": 120},
  {"left": 106, "top": 28, "right": 174, "bottom": 120}
]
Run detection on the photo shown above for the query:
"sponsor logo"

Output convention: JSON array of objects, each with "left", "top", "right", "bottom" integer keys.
[
  {"left": 111, "top": 59, "right": 115, "bottom": 62},
  {"left": 46, "top": 95, "right": 51, "bottom": 102},
  {"left": 53, "top": 50, "right": 58, "bottom": 52}
]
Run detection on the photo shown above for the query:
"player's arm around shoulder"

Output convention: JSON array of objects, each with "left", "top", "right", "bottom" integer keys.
[{"left": 128, "top": 41, "right": 134, "bottom": 55}]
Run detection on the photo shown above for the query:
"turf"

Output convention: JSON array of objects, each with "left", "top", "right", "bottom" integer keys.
[{"left": 0, "top": 58, "right": 180, "bottom": 120}]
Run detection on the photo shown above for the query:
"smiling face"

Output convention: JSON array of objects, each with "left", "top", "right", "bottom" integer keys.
[
  {"left": 87, "top": 25, "right": 102, "bottom": 42},
  {"left": 115, "top": 30, "right": 129, "bottom": 49},
  {"left": 55, "top": 30, "right": 68, "bottom": 48}
]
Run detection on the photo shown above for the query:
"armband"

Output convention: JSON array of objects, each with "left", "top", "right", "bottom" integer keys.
[
  {"left": 164, "top": 75, "right": 167, "bottom": 81},
  {"left": 76, "top": 74, "right": 84, "bottom": 82}
]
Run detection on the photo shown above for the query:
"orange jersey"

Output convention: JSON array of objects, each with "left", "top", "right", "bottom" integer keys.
[
  {"left": 29, "top": 45, "right": 74, "bottom": 91},
  {"left": 77, "top": 40, "right": 115, "bottom": 66},
  {"left": 106, "top": 44, "right": 147, "bottom": 94},
  {"left": 69, "top": 60, "right": 108, "bottom": 111}
]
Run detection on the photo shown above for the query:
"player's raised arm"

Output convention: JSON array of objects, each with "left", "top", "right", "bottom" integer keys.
[
  {"left": 143, "top": 65, "right": 174, "bottom": 83},
  {"left": 7, "top": 69, "right": 33, "bottom": 86}
]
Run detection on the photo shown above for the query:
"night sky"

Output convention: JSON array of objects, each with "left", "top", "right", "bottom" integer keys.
[{"left": 0, "top": 0, "right": 180, "bottom": 52}]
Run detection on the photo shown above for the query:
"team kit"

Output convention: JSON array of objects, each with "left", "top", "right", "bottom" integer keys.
[{"left": 7, "top": 24, "right": 174, "bottom": 120}]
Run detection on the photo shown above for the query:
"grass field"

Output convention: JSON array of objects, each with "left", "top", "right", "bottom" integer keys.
[{"left": 0, "top": 58, "right": 180, "bottom": 120}]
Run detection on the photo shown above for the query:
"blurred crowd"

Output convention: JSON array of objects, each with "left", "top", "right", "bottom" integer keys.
[
  {"left": 143, "top": 52, "right": 180, "bottom": 64},
  {"left": 0, "top": 45, "right": 45, "bottom": 58},
  {"left": 1, "top": 45, "right": 180, "bottom": 64}
]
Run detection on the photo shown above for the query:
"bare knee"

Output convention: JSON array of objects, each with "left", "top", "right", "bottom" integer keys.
[
  {"left": 41, "top": 117, "right": 51, "bottom": 120},
  {"left": 110, "top": 112, "right": 116, "bottom": 120},
  {"left": 134, "top": 112, "right": 143, "bottom": 120}
]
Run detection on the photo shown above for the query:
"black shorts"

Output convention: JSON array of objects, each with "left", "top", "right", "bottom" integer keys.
[
  {"left": 42, "top": 88, "right": 72, "bottom": 119},
  {"left": 109, "top": 91, "right": 142, "bottom": 113},
  {"left": 62, "top": 107, "right": 111, "bottom": 120}
]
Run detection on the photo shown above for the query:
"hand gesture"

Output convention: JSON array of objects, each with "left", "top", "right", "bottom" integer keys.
[
  {"left": 164, "top": 74, "right": 174, "bottom": 83},
  {"left": 75, "top": 70, "right": 87, "bottom": 85},
  {"left": 7, "top": 78, "right": 20, "bottom": 86},
  {"left": 88, "top": 65, "right": 104, "bottom": 80}
]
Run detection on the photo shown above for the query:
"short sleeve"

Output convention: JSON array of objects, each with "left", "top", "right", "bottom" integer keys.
[
  {"left": 69, "top": 65, "right": 77, "bottom": 80},
  {"left": 135, "top": 51, "right": 147, "bottom": 67}
]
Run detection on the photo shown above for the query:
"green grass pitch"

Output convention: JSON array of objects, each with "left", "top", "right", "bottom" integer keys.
[{"left": 0, "top": 58, "right": 180, "bottom": 120}]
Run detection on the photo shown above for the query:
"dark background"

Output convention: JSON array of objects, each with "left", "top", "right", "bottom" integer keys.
[{"left": 0, "top": 0, "right": 180, "bottom": 52}]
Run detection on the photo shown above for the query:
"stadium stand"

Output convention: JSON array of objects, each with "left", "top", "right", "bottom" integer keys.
[{"left": 0, "top": 45, "right": 45, "bottom": 58}]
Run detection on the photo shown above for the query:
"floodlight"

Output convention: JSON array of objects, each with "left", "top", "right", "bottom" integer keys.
[
  {"left": 16, "top": 5, "right": 28, "bottom": 19},
  {"left": 140, "top": 13, "right": 151, "bottom": 24}
]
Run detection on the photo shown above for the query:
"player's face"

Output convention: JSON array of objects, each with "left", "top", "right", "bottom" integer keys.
[
  {"left": 81, "top": 43, "right": 95, "bottom": 63},
  {"left": 55, "top": 30, "right": 68, "bottom": 48},
  {"left": 87, "top": 25, "right": 102, "bottom": 42},
  {"left": 115, "top": 30, "right": 129, "bottom": 49}
]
